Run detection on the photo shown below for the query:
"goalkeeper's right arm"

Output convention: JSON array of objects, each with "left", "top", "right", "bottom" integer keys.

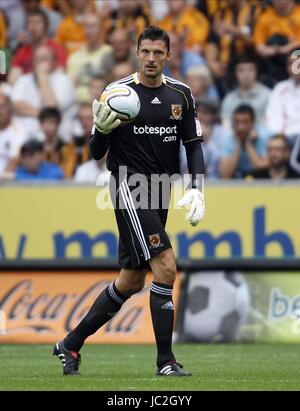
[
  {"left": 89, "top": 128, "right": 110, "bottom": 160},
  {"left": 89, "top": 100, "right": 121, "bottom": 160}
]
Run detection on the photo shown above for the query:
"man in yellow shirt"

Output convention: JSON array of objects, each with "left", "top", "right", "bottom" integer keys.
[
  {"left": 102, "top": 0, "right": 153, "bottom": 43},
  {"left": 159, "top": 0, "right": 210, "bottom": 54},
  {"left": 55, "top": 0, "right": 94, "bottom": 55},
  {"left": 42, "top": 0, "right": 72, "bottom": 16},
  {"left": 67, "top": 13, "right": 110, "bottom": 103},
  {"left": 253, "top": 0, "right": 300, "bottom": 85},
  {"left": 254, "top": 0, "right": 300, "bottom": 56},
  {"left": 60, "top": 104, "right": 91, "bottom": 178},
  {"left": 205, "top": 0, "right": 264, "bottom": 96},
  {"left": 195, "top": 0, "right": 227, "bottom": 18}
]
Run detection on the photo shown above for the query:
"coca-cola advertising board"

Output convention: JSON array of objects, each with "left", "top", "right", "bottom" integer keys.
[{"left": 0, "top": 271, "right": 181, "bottom": 343}]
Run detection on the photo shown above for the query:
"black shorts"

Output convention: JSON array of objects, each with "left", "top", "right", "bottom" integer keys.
[{"left": 109, "top": 171, "right": 172, "bottom": 269}]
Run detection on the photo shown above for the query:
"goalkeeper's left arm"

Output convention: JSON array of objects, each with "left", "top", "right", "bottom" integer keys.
[{"left": 178, "top": 139, "right": 205, "bottom": 226}]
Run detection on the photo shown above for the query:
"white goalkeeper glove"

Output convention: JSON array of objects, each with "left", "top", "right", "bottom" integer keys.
[
  {"left": 178, "top": 189, "right": 205, "bottom": 226},
  {"left": 92, "top": 99, "right": 121, "bottom": 134}
]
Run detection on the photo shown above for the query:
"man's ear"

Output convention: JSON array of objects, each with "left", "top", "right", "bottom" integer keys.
[{"left": 167, "top": 51, "right": 171, "bottom": 62}]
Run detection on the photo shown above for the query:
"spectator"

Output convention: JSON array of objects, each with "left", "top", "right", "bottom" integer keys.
[
  {"left": 74, "top": 158, "right": 110, "bottom": 185},
  {"left": 95, "top": 0, "right": 116, "bottom": 18},
  {"left": 11, "top": 45, "right": 77, "bottom": 140},
  {"left": 148, "top": 0, "right": 169, "bottom": 22},
  {"left": 102, "top": 0, "right": 153, "bottom": 43},
  {"left": 60, "top": 104, "right": 92, "bottom": 178},
  {"left": 206, "top": 0, "right": 263, "bottom": 96},
  {"left": 196, "top": 0, "right": 268, "bottom": 19},
  {"left": 38, "top": 107, "right": 65, "bottom": 165},
  {"left": 0, "top": 9, "right": 7, "bottom": 48},
  {"left": 55, "top": 0, "right": 94, "bottom": 55},
  {"left": 89, "top": 74, "right": 109, "bottom": 103},
  {"left": 221, "top": 55, "right": 271, "bottom": 129},
  {"left": 265, "top": 50, "right": 300, "bottom": 144},
  {"left": 249, "top": 134, "right": 300, "bottom": 179},
  {"left": 186, "top": 66, "right": 219, "bottom": 104},
  {"left": 112, "top": 62, "right": 134, "bottom": 82},
  {"left": 290, "top": 134, "right": 300, "bottom": 173},
  {"left": 67, "top": 13, "right": 110, "bottom": 103},
  {"left": 0, "top": 93, "right": 28, "bottom": 175},
  {"left": 196, "top": 98, "right": 232, "bottom": 179},
  {"left": 9, "top": 9, "right": 67, "bottom": 85},
  {"left": 0, "top": 82, "right": 11, "bottom": 96},
  {"left": 98, "top": 28, "right": 138, "bottom": 77},
  {"left": 253, "top": 0, "right": 300, "bottom": 86},
  {"left": 190, "top": 98, "right": 230, "bottom": 179},
  {"left": 195, "top": 0, "right": 226, "bottom": 18},
  {"left": 43, "top": 0, "right": 110, "bottom": 17},
  {"left": 163, "top": 31, "right": 207, "bottom": 81},
  {"left": 15, "top": 139, "right": 64, "bottom": 180},
  {"left": 159, "top": 0, "right": 209, "bottom": 54},
  {"left": 219, "top": 104, "right": 272, "bottom": 178},
  {"left": 7, "top": 0, "right": 62, "bottom": 51},
  {"left": 41, "top": 0, "right": 72, "bottom": 16},
  {"left": 0, "top": 0, "right": 22, "bottom": 25}
]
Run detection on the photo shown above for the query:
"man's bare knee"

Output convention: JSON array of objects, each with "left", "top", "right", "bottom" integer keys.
[
  {"left": 150, "top": 249, "right": 177, "bottom": 286},
  {"left": 115, "top": 269, "right": 148, "bottom": 296}
]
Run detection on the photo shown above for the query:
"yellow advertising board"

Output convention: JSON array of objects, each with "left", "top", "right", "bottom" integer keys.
[
  {"left": 0, "top": 184, "right": 299, "bottom": 260},
  {"left": 0, "top": 271, "right": 181, "bottom": 344}
]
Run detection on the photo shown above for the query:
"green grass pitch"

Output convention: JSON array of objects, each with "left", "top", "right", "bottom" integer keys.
[{"left": 0, "top": 343, "right": 299, "bottom": 391}]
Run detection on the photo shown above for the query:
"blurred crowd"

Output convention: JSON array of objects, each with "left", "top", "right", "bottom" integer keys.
[{"left": 0, "top": 0, "right": 300, "bottom": 183}]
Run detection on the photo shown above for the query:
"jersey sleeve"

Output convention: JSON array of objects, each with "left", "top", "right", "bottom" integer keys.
[
  {"left": 181, "top": 87, "right": 203, "bottom": 145},
  {"left": 89, "top": 127, "right": 110, "bottom": 160}
]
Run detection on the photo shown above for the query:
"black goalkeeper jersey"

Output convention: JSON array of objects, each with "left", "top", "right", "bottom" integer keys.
[{"left": 98, "top": 72, "right": 203, "bottom": 176}]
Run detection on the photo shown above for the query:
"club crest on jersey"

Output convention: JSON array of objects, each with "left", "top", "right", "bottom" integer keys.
[
  {"left": 149, "top": 233, "right": 162, "bottom": 249},
  {"left": 170, "top": 104, "right": 182, "bottom": 120}
]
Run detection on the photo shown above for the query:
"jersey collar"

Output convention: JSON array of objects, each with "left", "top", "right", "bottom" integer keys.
[{"left": 133, "top": 72, "right": 167, "bottom": 85}]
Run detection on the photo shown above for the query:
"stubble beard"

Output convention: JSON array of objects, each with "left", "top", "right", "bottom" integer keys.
[{"left": 144, "top": 66, "right": 163, "bottom": 79}]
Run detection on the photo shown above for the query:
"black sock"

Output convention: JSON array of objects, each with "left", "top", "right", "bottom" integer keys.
[
  {"left": 150, "top": 281, "right": 176, "bottom": 367},
  {"left": 64, "top": 282, "right": 129, "bottom": 352}
]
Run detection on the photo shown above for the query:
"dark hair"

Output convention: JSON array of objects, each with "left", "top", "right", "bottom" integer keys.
[
  {"left": 195, "top": 98, "right": 219, "bottom": 114},
  {"left": 234, "top": 104, "right": 255, "bottom": 121},
  {"left": 235, "top": 53, "right": 258, "bottom": 68},
  {"left": 26, "top": 9, "right": 49, "bottom": 30},
  {"left": 38, "top": 107, "right": 61, "bottom": 123},
  {"left": 269, "top": 133, "right": 290, "bottom": 149},
  {"left": 21, "top": 139, "right": 44, "bottom": 156},
  {"left": 137, "top": 26, "right": 170, "bottom": 52}
]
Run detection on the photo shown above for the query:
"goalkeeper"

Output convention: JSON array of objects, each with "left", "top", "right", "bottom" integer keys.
[{"left": 53, "top": 26, "right": 205, "bottom": 377}]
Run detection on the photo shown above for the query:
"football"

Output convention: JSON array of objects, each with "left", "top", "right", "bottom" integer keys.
[
  {"left": 100, "top": 83, "right": 141, "bottom": 121},
  {"left": 182, "top": 271, "right": 250, "bottom": 342}
]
